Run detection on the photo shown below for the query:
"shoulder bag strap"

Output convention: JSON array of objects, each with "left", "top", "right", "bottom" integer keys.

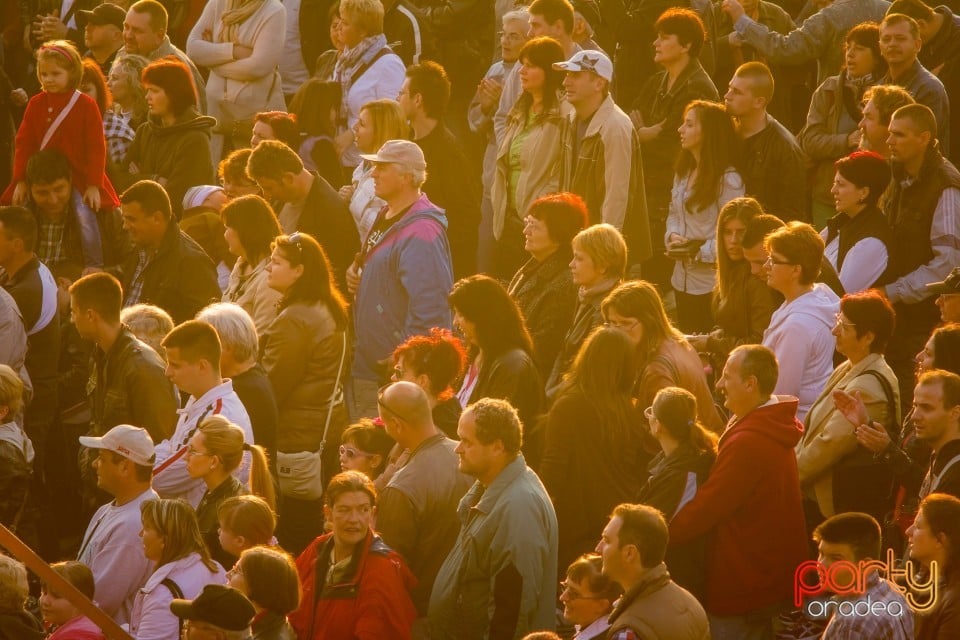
[
  {"left": 317, "top": 332, "right": 348, "bottom": 456},
  {"left": 41, "top": 90, "right": 81, "bottom": 150},
  {"left": 161, "top": 578, "right": 185, "bottom": 637},
  {"left": 855, "top": 369, "right": 900, "bottom": 438},
  {"left": 931, "top": 453, "right": 960, "bottom": 493},
  {"left": 350, "top": 47, "right": 392, "bottom": 85}
]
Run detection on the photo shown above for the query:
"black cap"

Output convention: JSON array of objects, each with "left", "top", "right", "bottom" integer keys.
[
  {"left": 77, "top": 3, "right": 126, "bottom": 29},
  {"left": 169, "top": 585, "right": 256, "bottom": 632},
  {"left": 927, "top": 266, "right": 960, "bottom": 295},
  {"left": 573, "top": 0, "right": 602, "bottom": 32}
]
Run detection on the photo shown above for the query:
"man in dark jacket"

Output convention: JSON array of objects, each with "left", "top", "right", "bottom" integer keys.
[
  {"left": 725, "top": 61, "right": 809, "bottom": 221},
  {"left": 384, "top": 0, "right": 435, "bottom": 66},
  {"left": 883, "top": 104, "right": 960, "bottom": 406},
  {"left": 247, "top": 140, "right": 358, "bottom": 293},
  {"left": 598, "top": 504, "right": 708, "bottom": 640},
  {"left": 69, "top": 272, "right": 177, "bottom": 443},
  {"left": 915, "top": 370, "right": 960, "bottom": 500},
  {"left": 115, "top": 180, "right": 220, "bottom": 325},
  {"left": 398, "top": 61, "right": 481, "bottom": 278},
  {"left": 670, "top": 344, "right": 808, "bottom": 638},
  {"left": 889, "top": 0, "right": 960, "bottom": 162}
]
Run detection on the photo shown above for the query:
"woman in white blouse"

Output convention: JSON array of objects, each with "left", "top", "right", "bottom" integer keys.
[
  {"left": 821, "top": 151, "right": 892, "bottom": 294},
  {"left": 665, "top": 100, "right": 744, "bottom": 334}
]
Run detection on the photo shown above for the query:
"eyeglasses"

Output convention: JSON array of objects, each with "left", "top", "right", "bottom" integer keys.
[
  {"left": 498, "top": 31, "right": 525, "bottom": 43},
  {"left": 605, "top": 318, "right": 639, "bottom": 331},
  {"left": 560, "top": 581, "right": 608, "bottom": 601},
  {"left": 339, "top": 445, "right": 374, "bottom": 459},
  {"left": 764, "top": 255, "right": 796, "bottom": 266},
  {"left": 377, "top": 384, "right": 411, "bottom": 422},
  {"left": 186, "top": 446, "right": 212, "bottom": 458},
  {"left": 644, "top": 406, "right": 656, "bottom": 423},
  {"left": 834, "top": 313, "right": 857, "bottom": 330},
  {"left": 392, "top": 365, "right": 404, "bottom": 379}
]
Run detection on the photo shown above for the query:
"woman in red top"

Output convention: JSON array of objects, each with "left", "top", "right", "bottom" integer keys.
[
  {"left": 289, "top": 471, "right": 417, "bottom": 640},
  {"left": 4, "top": 40, "right": 118, "bottom": 211}
]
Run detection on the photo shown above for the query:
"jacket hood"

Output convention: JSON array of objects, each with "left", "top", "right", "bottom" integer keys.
[
  {"left": 766, "top": 283, "right": 839, "bottom": 334},
  {"left": 729, "top": 396, "right": 804, "bottom": 449},
  {"left": 145, "top": 108, "right": 216, "bottom": 136}
]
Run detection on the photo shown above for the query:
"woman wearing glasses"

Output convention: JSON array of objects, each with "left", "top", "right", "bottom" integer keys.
[
  {"left": 541, "top": 327, "right": 644, "bottom": 575},
  {"left": 186, "top": 415, "right": 276, "bottom": 569},
  {"left": 261, "top": 232, "right": 350, "bottom": 554},
  {"left": 601, "top": 280, "right": 724, "bottom": 434},
  {"left": 338, "top": 418, "right": 396, "bottom": 480},
  {"left": 637, "top": 387, "right": 717, "bottom": 600},
  {"left": 129, "top": 499, "right": 226, "bottom": 640},
  {"left": 558, "top": 555, "right": 621, "bottom": 640},
  {"left": 507, "top": 193, "right": 587, "bottom": 380},
  {"left": 795, "top": 290, "right": 899, "bottom": 529}
]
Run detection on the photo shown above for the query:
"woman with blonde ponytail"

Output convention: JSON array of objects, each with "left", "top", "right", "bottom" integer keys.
[
  {"left": 639, "top": 386, "right": 718, "bottom": 600},
  {"left": 186, "top": 415, "right": 276, "bottom": 568}
]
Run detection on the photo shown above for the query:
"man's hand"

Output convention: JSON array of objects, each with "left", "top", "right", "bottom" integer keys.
[
  {"left": 856, "top": 421, "right": 893, "bottom": 454},
  {"left": 477, "top": 78, "right": 503, "bottom": 115},
  {"left": 10, "top": 89, "right": 28, "bottom": 106},
  {"left": 36, "top": 13, "right": 68, "bottom": 41},
  {"left": 346, "top": 256, "right": 361, "bottom": 296},
  {"left": 721, "top": 0, "right": 747, "bottom": 23},
  {"left": 338, "top": 184, "right": 356, "bottom": 202},
  {"left": 636, "top": 119, "right": 666, "bottom": 143},
  {"left": 11, "top": 181, "right": 28, "bottom": 206},
  {"left": 847, "top": 129, "right": 862, "bottom": 148},
  {"left": 727, "top": 32, "right": 744, "bottom": 48}
]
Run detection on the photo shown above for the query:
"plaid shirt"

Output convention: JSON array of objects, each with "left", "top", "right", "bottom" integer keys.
[
  {"left": 123, "top": 249, "right": 154, "bottom": 307},
  {"left": 104, "top": 109, "right": 136, "bottom": 165},
  {"left": 821, "top": 573, "right": 914, "bottom": 640},
  {"left": 608, "top": 630, "right": 639, "bottom": 640},
  {"left": 37, "top": 218, "right": 65, "bottom": 267}
]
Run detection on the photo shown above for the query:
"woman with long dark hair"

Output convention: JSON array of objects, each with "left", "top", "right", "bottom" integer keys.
[
  {"left": 688, "top": 197, "right": 779, "bottom": 371},
  {"left": 491, "top": 36, "right": 566, "bottom": 279},
  {"left": 665, "top": 99, "right": 743, "bottom": 334},
  {"left": 221, "top": 194, "right": 283, "bottom": 335},
  {"left": 261, "top": 232, "right": 350, "bottom": 554},
  {"left": 602, "top": 280, "right": 724, "bottom": 434},
  {"left": 541, "top": 326, "right": 644, "bottom": 574},
  {"left": 909, "top": 492, "right": 960, "bottom": 639},
  {"left": 449, "top": 275, "right": 544, "bottom": 466},
  {"left": 125, "top": 56, "right": 216, "bottom": 218}
]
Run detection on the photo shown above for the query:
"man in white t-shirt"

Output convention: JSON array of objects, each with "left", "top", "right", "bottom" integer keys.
[{"left": 77, "top": 424, "right": 159, "bottom": 625}]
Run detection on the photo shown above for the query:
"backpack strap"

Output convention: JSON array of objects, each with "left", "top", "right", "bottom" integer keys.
[{"left": 161, "top": 578, "right": 185, "bottom": 637}]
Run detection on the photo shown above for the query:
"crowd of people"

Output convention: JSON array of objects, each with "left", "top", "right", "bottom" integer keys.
[{"left": 0, "top": 0, "right": 960, "bottom": 638}]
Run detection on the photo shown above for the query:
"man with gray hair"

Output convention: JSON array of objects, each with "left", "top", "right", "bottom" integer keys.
[
  {"left": 345, "top": 141, "right": 453, "bottom": 420},
  {"left": 196, "top": 302, "right": 278, "bottom": 470},
  {"left": 425, "top": 398, "right": 559, "bottom": 639}
]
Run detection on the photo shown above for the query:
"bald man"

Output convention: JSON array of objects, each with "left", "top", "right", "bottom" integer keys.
[{"left": 376, "top": 381, "right": 473, "bottom": 614}]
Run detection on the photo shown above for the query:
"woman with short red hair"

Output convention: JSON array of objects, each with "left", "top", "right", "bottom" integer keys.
[{"left": 124, "top": 56, "right": 216, "bottom": 217}]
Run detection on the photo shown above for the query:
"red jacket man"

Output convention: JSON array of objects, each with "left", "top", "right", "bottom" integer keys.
[{"left": 670, "top": 345, "right": 809, "bottom": 630}]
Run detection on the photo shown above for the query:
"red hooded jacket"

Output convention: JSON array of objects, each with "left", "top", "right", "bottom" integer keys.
[
  {"left": 289, "top": 531, "right": 418, "bottom": 640},
  {"left": 669, "top": 397, "right": 810, "bottom": 616}
]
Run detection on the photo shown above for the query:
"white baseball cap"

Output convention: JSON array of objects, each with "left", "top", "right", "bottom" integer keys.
[
  {"left": 553, "top": 49, "right": 614, "bottom": 82},
  {"left": 359, "top": 139, "right": 427, "bottom": 172},
  {"left": 79, "top": 425, "right": 156, "bottom": 467}
]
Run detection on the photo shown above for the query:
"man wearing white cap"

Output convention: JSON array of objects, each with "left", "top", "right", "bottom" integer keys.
[
  {"left": 77, "top": 424, "right": 159, "bottom": 625},
  {"left": 555, "top": 50, "right": 651, "bottom": 262},
  {"left": 345, "top": 140, "right": 453, "bottom": 420}
]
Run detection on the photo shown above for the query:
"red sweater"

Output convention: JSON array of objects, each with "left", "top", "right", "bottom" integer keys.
[
  {"left": 289, "top": 531, "right": 418, "bottom": 640},
  {"left": 3, "top": 90, "right": 119, "bottom": 208},
  {"left": 670, "top": 397, "right": 810, "bottom": 616}
]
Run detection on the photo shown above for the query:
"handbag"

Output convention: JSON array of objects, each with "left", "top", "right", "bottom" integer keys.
[
  {"left": 276, "top": 332, "right": 347, "bottom": 501},
  {"left": 214, "top": 71, "right": 280, "bottom": 150}
]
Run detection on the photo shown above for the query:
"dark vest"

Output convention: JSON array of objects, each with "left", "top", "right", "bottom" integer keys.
[
  {"left": 823, "top": 205, "right": 894, "bottom": 291},
  {"left": 884, "top": 146, "right": 960, "bottom": 281}
]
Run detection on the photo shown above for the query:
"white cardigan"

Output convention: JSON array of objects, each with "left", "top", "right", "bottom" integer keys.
[{"left": 187, "top": 0, "right": 288, "bottom": 161}]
